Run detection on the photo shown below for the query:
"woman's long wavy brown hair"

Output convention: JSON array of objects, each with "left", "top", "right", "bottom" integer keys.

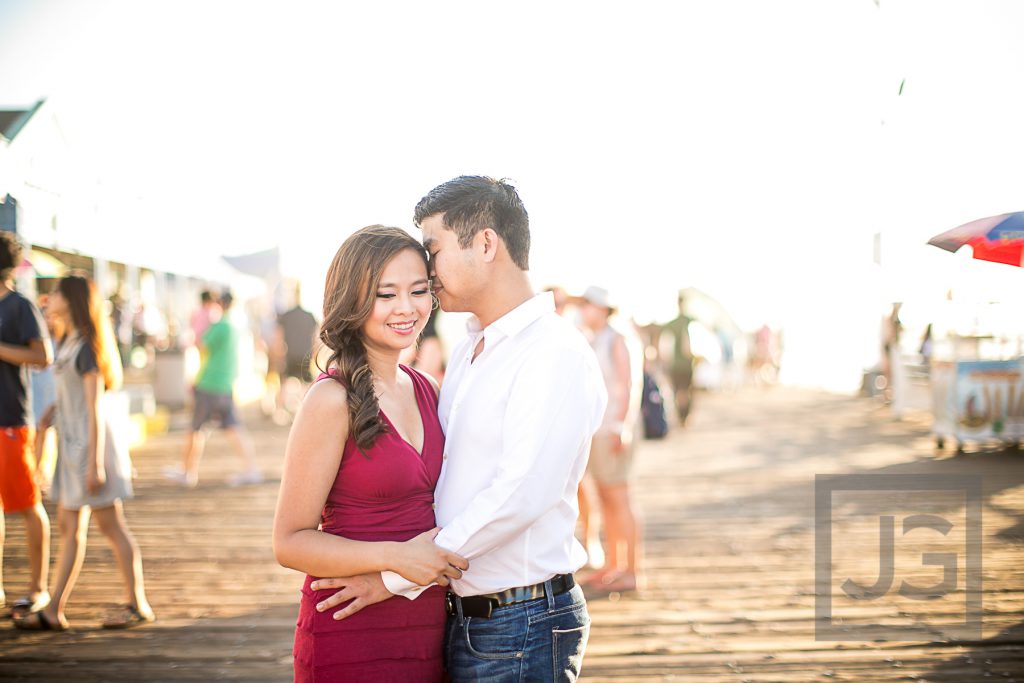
[
  {"left": 57, "top": 274, "right": 123, "bottom": 391},
  {"left": 316, "top": 225, "right": 429, "bottom": 452}
]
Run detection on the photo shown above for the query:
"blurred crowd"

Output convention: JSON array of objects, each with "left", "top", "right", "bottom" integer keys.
[{"left": 4, "top": 214, "right": 785, "bottom": 627}]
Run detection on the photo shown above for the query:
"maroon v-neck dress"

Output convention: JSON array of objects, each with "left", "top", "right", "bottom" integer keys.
[{"left": 293, "top": 365, "right": 446, "bottom": 682}]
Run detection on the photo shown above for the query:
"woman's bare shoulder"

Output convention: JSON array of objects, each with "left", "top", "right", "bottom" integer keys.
[{"left": 300, "top": 377, "right": 349, "bottom": 419}]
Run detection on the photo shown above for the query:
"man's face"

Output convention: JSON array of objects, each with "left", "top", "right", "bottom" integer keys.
[
  {"left": 420, "top": 213, "right": 481, "bottom": 313},
  {"left": 580, "top": 302, "right": 609, "bottom": 330}
]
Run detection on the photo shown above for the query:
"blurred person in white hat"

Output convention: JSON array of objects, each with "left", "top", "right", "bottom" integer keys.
[{"left": 575, "top": 285, "right": 644, "bottom": 594}]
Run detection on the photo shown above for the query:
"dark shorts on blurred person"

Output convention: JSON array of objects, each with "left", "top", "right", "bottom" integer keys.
[
  {"left": 1, "top": 426, "right": 40, "bottom": 512},
  {"left": 191, "top": 388, "right": 240, "bottom": 431},
  {"left": 670, "top": 363, "right": 693, "bottom": 391}
]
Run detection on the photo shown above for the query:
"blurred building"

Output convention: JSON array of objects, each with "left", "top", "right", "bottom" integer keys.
[{"left": 1, "top": 98, "right": 266, "bottom": 423}]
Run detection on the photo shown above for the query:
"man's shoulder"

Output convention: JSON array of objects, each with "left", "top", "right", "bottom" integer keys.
[
  {"left": 533, "top": 313, "right": 591, "bottom": 351},
  {"left": 517, "top": 315, "right": 599, "bottom": 373},
  {"left": 661, "top": 315, "right": 687, "bottom": 335},
  {"left": 1, "top": 290, "right": 43, "bottom": 328},
  {"left": 0, "top": 289, "right": 32, "bottom": 311}
]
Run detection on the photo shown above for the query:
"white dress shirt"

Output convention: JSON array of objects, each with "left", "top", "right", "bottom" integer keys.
[{"left": 383, "top": 291, "right": 607, "bottom": 598}]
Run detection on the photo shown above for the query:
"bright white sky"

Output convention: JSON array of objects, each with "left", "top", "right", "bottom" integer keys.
[{"left": 1, "top": 0, "right": 1022, "bottom": 391}]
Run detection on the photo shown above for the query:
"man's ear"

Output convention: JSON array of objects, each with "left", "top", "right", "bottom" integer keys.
[{"left": 479, "top": 228, "right": 500, "bottom": 264}]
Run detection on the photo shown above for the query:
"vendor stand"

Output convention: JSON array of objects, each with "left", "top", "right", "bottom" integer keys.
[
  {"left": 927, "top": 212, "right": 1024, "bottom": 453},
  {"left": 931, "top": 336, "right": 1024, "bottom": 453}
]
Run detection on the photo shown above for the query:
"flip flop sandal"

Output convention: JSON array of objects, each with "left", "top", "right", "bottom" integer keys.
[
  {"left": 101, "top": 604, "right": 155, "bottom": 629},
  {"left": 7, "top": 593, "right": 50, "bottom": 619},
  {"left": 599, "top": 574, "right": 638, "bottom": 594},
  {"left": 578, "top": 568, "right": 616, "bottom": 587},
  {"left": 583, "top": 572, "right": 637, "bottom": 597},
  {"left": 12, "top": 610, "right": 67, "bottom": 631}
]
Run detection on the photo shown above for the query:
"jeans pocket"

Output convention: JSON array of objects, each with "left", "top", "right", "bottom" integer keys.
[
  {"left": 464, "top": 616, "right": 528, "bottom": 660},
  {"left": 552, "top": 621, "right": 590, "bottom": 682}
]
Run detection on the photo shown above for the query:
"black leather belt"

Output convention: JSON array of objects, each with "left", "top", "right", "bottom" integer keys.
[{"left": 445, "top": 574, "right": 576, "bottom": 619}]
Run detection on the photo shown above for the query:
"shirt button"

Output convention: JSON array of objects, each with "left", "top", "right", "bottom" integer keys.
[
  {"left": 432, "top": 503, "right": 438, "bottom": 510},
  {"left": 443, "top": 452, "right": 448, "bottom": 460}
]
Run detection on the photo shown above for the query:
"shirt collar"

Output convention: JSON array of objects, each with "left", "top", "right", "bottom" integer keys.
[{"left": 465, "top": 292, "right": 555, "bottom": 340}]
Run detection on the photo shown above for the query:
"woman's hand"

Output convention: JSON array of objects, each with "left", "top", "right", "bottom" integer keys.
[
  {"left": 312, "top": 573, "right": 393, "bottom": 621},
  {"left": 86, "top": 465, "right": 106, "bottom": 494},
  {"left": 34, "top": 465, "right": 50, "bottom": 493},
  {"left": 393, "top": 528, "right": 469, "bottom": 586}
]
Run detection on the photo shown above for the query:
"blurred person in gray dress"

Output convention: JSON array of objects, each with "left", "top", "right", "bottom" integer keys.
[{"left": 15, "top": 275, "right": 154, "bottom": 631}]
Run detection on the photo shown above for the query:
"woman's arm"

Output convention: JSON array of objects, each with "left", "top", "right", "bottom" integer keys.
[
  {"left": 607, "top": 335, "right": 634, "bottom": 451},
  {"left": 37, "top": 403, "right": 56, "bottom": 431},
  {"left": 272, "top": 379, "right": 466, "bottom": 583},
  {"left": 35, "top": 404, "right": 55, "bottom": 474},
  {"left": 81, "top": 371, "right": 106, "bottom": 493}
]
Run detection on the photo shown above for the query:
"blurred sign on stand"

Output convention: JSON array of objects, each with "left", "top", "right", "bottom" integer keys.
[
  {"left": 932, "top": 357, "right": 1024, "bottom": 451},
  {"left": 154, "top": 348, "right": 188, "bottom": 409}
]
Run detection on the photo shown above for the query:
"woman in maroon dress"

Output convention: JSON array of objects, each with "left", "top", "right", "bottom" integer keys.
[{"left": 273, "top": 225, "right": 468, "bottom": 682}]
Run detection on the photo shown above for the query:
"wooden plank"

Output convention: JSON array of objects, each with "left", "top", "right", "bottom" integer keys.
[{"left": 1, "top": 388, "right": 1022, "bottom": 681}]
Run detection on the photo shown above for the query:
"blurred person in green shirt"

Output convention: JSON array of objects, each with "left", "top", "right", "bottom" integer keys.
[
  {"left": 164, "top": 292, "right": 260, "bottom": 488},
  {"left": 662, "top": 292, "right": 695, "bottom": 425},
  {"left": 196, "top": 305, "right": 239, "bottom": 395}
]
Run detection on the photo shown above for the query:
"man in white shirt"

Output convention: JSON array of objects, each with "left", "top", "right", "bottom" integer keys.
[{"left": 312, "top": 176, "right": 607, "bottom": 681}]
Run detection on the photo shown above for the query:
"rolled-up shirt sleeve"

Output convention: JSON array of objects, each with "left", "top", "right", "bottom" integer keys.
[{"left": 381, "top": 570, "right": 428, "bottom": 598}]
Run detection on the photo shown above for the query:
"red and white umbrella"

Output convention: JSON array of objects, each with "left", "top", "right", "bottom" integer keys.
[{"left": 928, "top": 212, "right": 1024, "bottom": 268}]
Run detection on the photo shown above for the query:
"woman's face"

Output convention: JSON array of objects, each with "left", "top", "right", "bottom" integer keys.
[
  {"left": 361, "top": 248, "right": 432, "bottom": 355},
  {"left": 46, "top": 289, "right": 68, "bottom": 323}
]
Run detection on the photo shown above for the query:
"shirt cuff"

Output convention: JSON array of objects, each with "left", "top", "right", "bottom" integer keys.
[{"left": 381, "top": 571, "right": 431, "bottom": 600}]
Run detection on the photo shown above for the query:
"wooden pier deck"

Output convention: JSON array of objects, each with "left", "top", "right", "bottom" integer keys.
[{"left": 2, "top": 387, "right": 1022, "bottom": 681}]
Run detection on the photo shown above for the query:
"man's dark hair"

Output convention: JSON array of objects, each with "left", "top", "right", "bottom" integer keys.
[
  {"left": 200, "top": 290, "right": 214, "bottom": 304},
  {"left": 221, "top": 291, "right": 234, "bottom": 309},
  {"left": 0, "top": 231, "right": 23, "bottom": 281},
  {"left": 414, "top": 175, "right": 530, "bottom": 270}
]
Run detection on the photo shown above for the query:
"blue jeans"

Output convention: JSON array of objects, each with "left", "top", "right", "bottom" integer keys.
[{"left": 445, "top": 582, "right": 590, "bottom": 682}]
